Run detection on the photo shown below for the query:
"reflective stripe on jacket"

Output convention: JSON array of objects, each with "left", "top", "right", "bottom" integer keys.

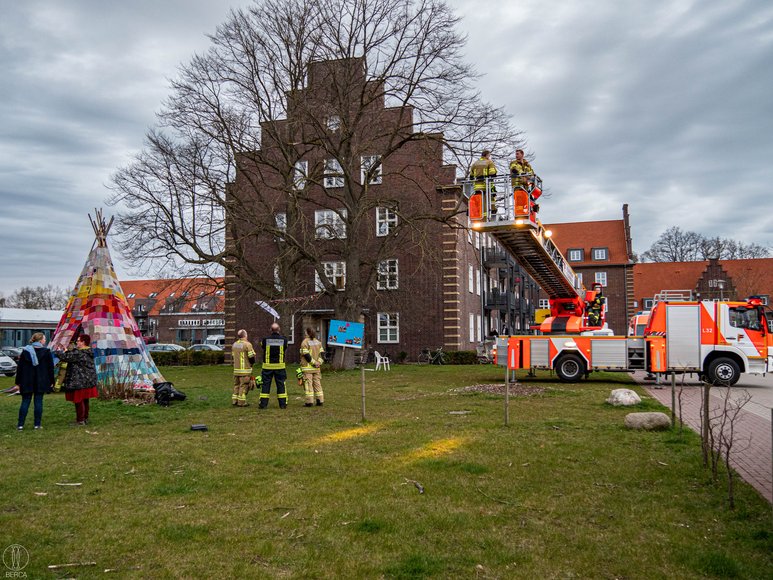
[
  {"left": 470, "top": 157, "right": 497, "bottom": 191},
  {"left": 232, "top": 339, "right": 255, "bottom": 376},
  {"left": 261, "top": 333, "right": 288, "bottom": 370}
]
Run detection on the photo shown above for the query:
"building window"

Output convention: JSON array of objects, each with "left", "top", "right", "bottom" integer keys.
[
  {"left": 469, "top": 313, "right": 475, "bottom": 344},
  {"left": 376, "top": 207, "right": 398, "bottom": 236},
  {"left": 275, "top": 212, "right": 286, "bottom": 240},
  {"left": 315, "top": 209, "right": 347, "bottom": 239},
  {"left": 292, "top": 161, "right": 307, "bottom": 191},
  {"left": 327, "top": 115, "right": 341, "bottom": 131},
  {"left": 476, "top": 268, "right": 481, "bottom": 296},
  {"left": 274, "top": 265, "right": 283, "bottom": 292},
  {"left": 324, "top": 158, "right": 344, "bottom": 188},
  {"left": 377, "top": 259, "right": 399, "bottom": 290},
  {"left": 474, "top": 231, "right": 480, "bottom": 249},
  {"left": 287, "top": 314, "right": 295, "bottom": 344},
  {"left": 148, "top": 292, "right": 158, "bottom": 298},
  {"left": 568, "top": 249, "right": 584, "bottom": 262},
  {"left": 127, "top": 293, "right": 135, "bottom": 298},
  {"left": 538, "top": 299, "right": 550, "bottom": 309},
  {"left": 468, "top": 266, "right": 474, "bottom": 294},
  {"left": 377, "top": 312, "right": 399, "bottom": 343},
  {"left": 759, "top": 295, "right": 769, "bottom": 306},
  {"left": 595, "top": 271, "right": 607, "bottom": 287},
  {"left": 476, "top": 314, "right": 482, "bottom": 342},
  {"left": 315, "top": 261, "right": 346, "bottom": 291},
  {"left": 361, "top": 155, "right": 382, "bottom": 185},
  {"left": 592, "top": 247, "right": 608, "bottom": 261}
]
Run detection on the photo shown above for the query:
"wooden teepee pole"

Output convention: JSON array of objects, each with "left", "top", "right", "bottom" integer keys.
[{"left": 88, "top": 208, "right": 114, "bottom": 248}]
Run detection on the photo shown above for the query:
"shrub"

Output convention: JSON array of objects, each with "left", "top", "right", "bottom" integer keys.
[
  {"left": 149, "top": 350, "right": 225, "bottom": 366},
  {"left": 445, "top": 350, "right": 478, "bottom": 365}
]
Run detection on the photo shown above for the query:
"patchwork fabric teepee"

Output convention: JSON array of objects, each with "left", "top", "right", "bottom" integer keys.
[{"left": 50, "top": 210, "right": 164, "bottom": 391}]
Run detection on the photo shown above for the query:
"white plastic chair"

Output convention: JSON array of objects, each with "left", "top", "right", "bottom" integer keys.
[{"left": 374, "top": 351, "right": 391, "bottom": 371}]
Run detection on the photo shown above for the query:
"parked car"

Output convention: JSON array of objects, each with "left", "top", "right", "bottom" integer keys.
[
  {"left": 0, "top": 353, "right": 17, "bottom": 377},
  {"left": 0, "top": 347, "right": 22, "bottom": 363},
  {"left": 146, "top": 343, "right": 186, "bottom": 352},
  {"left": 204, "top": 334, "right": 226, "bottom": 347},
  {"left": 188, "top": 344, "right": 223, "bottom": 351}
]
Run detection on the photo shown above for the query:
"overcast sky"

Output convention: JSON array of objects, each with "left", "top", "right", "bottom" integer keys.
[{"left": 1, "top": 0, "right": 771, "bottom": 296}]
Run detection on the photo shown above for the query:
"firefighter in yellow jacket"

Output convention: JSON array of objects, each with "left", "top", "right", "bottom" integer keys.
[
  {"left": 300, "top": 327, "right": 325, "bottom": 407},
  {"left": 231, "top": 329, "right": 256, "bottom": 407},
  {"left": 470, "top": 150, "right": 498, "bottom": 215}
]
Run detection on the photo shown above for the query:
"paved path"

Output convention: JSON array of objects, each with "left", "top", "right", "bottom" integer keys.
[{"left": 630, "top": 371, "right": 772, "bottom": 504}]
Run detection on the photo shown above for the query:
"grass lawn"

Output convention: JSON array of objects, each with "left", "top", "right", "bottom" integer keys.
[{"left": 1, "top": 365, "right": 771, "bottom": 579}]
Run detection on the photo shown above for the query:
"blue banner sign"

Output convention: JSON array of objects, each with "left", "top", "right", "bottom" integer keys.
[{"left": 327, "top": 319, "right": 364, "bottom": 349}]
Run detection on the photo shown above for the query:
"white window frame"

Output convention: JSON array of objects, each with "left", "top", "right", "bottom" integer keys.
[
  {"left": 315, "top": 261, "right": 346, "bottom": 291},
  {"left": 568, "top": 249, "right": 583, "bottom": 262},
  {"left": 468, "top": 266, "right": 474, "bottom": 294},
  {"left": 287, "top": 314, "right": 295, "bottom": 344},
  {"left": 315, "top": 209, "right": 347, "bottom": 239},
  {"left": 595, "top": 271, "right": 608, "bottom": 287},
  {"left": 274, "top": 265, "right": 283, "bottom": 292},
  {"left": 643, "top": 298, "right": 654, "bottom": 309},
  {"left": 469, "top": 313, "right": 475, "bottom": 344},
  {"left": 377, "top": 259, "right": 399, "bottom": 290},
  {"left": 275, "top": 212, "right": 287, "bottom": 241},
  {"left": 592, "top": 247, "right": 608, "bottom": 261},
  {"left": 323, "top": 158, "right": 344, "bottom": 188},
  {"left": 327, "top": 115, "right": 341, "bottom": 131},
  {"left": 476, "top": 268, "right": 481, "bottom": 296},
  {"left": 538, "top": 299, "right": 550, "bottom": 309},
  {"left": 476, "top": 314, "right": 482, "bottom": 342},
  {"left": 376, "top": 207, "right": 398, "bottom": 237},
  {"left": 474, "top": 231, "right": 480, "bottom": 250},
  {"left": 377, "top": 312, "right": 399, "bottom": 344},
  {"left": 292, "top": 161, "right": 307, "bottom": 191},
  {"left": 361, "top": 155, "right": 382, "bottom": 185}
]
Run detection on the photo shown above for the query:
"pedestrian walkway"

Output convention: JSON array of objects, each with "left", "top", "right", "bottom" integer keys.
[{"left": 631, "top": 372, "right": 772, "bottom": 503}]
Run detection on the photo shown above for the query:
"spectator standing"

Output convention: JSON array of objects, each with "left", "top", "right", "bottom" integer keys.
[
  {"left": 15, "top": 332, "right": 55, "bottom": 430},
  {"left": 55, "top": 334, "right": 98, "bottom": 426},
  {"left": 260, "top": 323, "right": 288, "bottom": 409},
  {"left": 231, "top": 329, "right": 256, "bottom": 407},
  {"left": 299, "top": 328, "right": 325, "bottom": 407}
]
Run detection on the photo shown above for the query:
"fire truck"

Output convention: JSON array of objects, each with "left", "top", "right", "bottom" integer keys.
[{"left": 464, "top": 174, "right": 772, "bottom": 385}]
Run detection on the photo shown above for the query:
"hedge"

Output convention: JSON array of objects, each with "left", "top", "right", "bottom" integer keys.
[
  {"left": 444, "top": 350, "right": 479, "bottom": 365},
  {"left": 149, "top": 350, "right": 226, "bottom": 366}
]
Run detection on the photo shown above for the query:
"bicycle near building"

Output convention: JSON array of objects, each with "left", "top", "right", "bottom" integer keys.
[{"left": 417, "top": 346, "right": 448, "bottom": 365}]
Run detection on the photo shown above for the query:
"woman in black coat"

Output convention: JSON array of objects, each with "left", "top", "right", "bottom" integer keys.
[
  {"left": 15, "top": 332, "right": 55, "bottom": 430},
  {"left": 55, "top": 334, "right": 98, "bottom": 425}
]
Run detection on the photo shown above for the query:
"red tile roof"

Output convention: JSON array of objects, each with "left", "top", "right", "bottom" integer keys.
[
  {"left": 120, "top": 278, "right": 224, "bottom": 316},
  {"left": 633, "top": 258, "right": 773, "bottom": 302},
  {"left": 543, "top": 219, "right": 631, "bottom": 265}
]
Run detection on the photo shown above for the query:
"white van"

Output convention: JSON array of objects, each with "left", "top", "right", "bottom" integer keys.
[{"left": 204, "top": 334, "right": 225, "bottom": 347}]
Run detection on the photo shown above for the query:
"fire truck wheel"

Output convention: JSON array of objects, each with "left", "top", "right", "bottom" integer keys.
[
  {"left": 707, "top": 357, "right": 741, "bottom": 386},
  {"left": 555, "top": 353, "right": 585, "bottom": 382}
]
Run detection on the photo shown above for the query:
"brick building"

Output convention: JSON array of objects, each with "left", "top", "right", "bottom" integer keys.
[
  {"left": 542, "top": 205, "right": 636, "bottom": 334},
  {"left": 121, "top": 278, "right": 224, "bottom": 344},
  {"left": 225, "top": 58, "right": 538, "bottom": 362},
  {"left": 633, "top": 258, "right": 773, "bottom": 309}
]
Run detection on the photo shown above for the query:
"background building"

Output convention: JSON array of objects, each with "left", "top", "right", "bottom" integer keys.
[
  {"left": 121, "top": 278, "right": 224, "bottom": 344},
  {"left": 542, "top": 206, "right": 635, "bottom": 334},
  {"left": 0, "top": 308, "right": 61, "bottom": 346}
]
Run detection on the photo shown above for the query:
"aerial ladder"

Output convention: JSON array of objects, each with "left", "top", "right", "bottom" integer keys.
[{"left": 462, "top": 173, "right": 606, "bottom": 334}]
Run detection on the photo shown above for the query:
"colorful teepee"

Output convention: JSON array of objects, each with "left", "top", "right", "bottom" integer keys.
[{"left": 50, "top": 210, "right": 164, "bottom": 392}]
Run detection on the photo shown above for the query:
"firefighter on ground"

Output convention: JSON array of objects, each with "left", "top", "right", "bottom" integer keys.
[
  {"left": 510, "top": 149, "right": 540, "bottom": 213},
  {"left": 231, "top": 329, "right": 256, "bottom": 407},
  {"left": 260, "top": 322, "right": 289, "bottom": 409},
  {"left": 300, "top": 327, "right": 325, "bottom": 407},
  {"left": 470, "top": 150, "right": 498, "bottom": 215}
]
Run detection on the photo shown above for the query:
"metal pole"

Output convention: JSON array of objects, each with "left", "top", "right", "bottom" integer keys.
[
  {"left": 770, "top": 407, "right": 772, "bottom": 518},
  {"left": 671, "top": 373, "right": 676, "bottom": 428},
  {"left": 504, "top": 360, "right": 510, "bottom": 426},
  {"left": 361, "top": 353, "right": 366, "bottom": 422}
]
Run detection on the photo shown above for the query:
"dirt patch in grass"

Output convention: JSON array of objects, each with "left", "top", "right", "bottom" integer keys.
[{"left": 453, "top": 383, "right": 546, "bottom": 396}]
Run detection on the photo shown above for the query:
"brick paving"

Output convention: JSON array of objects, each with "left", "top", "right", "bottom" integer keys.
[{"left": 633, "top": 374, "right": 772, "bottom": 503}]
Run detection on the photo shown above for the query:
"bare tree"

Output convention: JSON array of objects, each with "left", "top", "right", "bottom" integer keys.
[
  {"left": 107, "top": 0, "right": 521, "bottom": 323},
  {"left": 6, "top": 285, "right": 68, "bottom": 310},
  {"left": 642, "top": 226, "right": 770, "bottom": 262}
]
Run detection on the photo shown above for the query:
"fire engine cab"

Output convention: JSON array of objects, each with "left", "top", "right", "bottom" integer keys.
[{"left": 463, "top": 173, "right": 772, "bottom": 385}]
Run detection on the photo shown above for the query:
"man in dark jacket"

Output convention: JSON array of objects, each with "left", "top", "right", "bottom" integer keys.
[
  {"left": 259, "top": 323, "right": 288, "bottom": 409},
  {"left": 15, "top": 332, "right": 55, "bottom": 430}
]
